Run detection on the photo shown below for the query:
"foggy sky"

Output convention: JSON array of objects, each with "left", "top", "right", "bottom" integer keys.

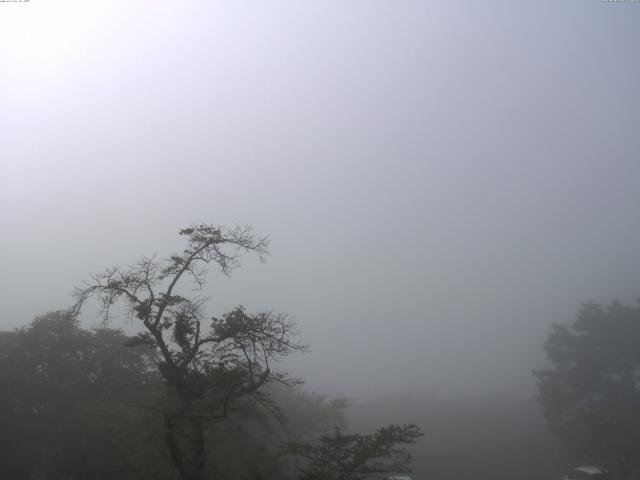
[{"left": 1, "top": 0, "right": 639, "bottom": 397}]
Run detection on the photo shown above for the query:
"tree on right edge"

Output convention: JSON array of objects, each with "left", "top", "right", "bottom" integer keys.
[{"left": 535, "top": 301, "right": 640, "bottom": 480}]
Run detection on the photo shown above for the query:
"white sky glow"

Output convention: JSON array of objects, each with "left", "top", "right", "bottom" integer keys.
[{"left": 1, "top": 1, "right": 639, "bottom": 396}]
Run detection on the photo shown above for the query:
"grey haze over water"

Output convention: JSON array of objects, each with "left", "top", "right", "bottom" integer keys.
[{"left": 1, "top": 0, "right": 639, "bottom": 397}]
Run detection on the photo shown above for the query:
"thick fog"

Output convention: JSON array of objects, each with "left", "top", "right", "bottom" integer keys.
[{"left": 1, "top": 0, "right": 639, "bottom": 398}]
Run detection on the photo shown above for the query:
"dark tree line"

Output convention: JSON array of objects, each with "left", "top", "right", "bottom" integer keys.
[
  {"left": 0, "top": 312, "right": 169, "bottom": 479},
  {"left": 1, "top": 224, "right": 421, "bottom": 480},
  {"left": 0, "top": 313, "right": 421, "bottom": 480},
  {"left": 13, "top": 223, "right": 638, "bottom": 480}
]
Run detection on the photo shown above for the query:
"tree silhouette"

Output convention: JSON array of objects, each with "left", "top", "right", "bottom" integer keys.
[
  {"left": 535, "top": 301, "right": 640, "bottom": 480},
  {"left": 287, "top": 424, "right": 422, "bottom": 480},
  {"left": 72, "top": 224, "right": 307, "bottom": 480}
]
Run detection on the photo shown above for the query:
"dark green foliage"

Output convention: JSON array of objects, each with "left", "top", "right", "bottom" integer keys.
[
  {"left": 535, "top": 301, "right": 640, "bottom": 480},
  {"left": 180, "top": 385, "right": 349, "bottom": 480},
  {"left": 0, "top": 312, "right": 347, "bottom": 480},
  {"left": 0, "top": 311, "right": 172, "bottom": 480},
  {"left": 287, "top": 424, "right": 422, "bottom": 480}
]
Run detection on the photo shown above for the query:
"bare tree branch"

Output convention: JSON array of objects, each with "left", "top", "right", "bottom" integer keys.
[{"left": 69, "top": 224, "right": 303, "bottom": 480}]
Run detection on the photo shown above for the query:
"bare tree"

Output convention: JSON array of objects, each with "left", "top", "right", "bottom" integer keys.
[{"left": 72, "top": 224, "right": 307, "bottom": 480}]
